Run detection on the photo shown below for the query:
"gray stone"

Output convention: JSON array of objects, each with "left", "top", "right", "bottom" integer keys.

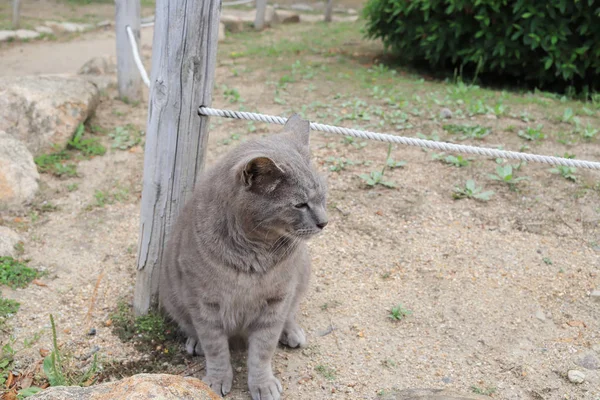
[
  {"left": 567, "top": 369, "right": 585, "bottom": 384},
  {"left": 0, "top": 75, "right": 100, "bottom": 156},
  {"left": 534, "top": 309, "right": 546, "bottom": 322},
  {"left": 439, "top": 108, "right": 453, "bottom": 119},
  {"left": 0, "top": 30, "right": 16, "bottom": 42},
  {"left": 0, "top": 131, "right": 39, "bottom": 208},
  {"left": 378, "top": 388, "right": 491, "bottom": 399},
  {"left": 15, "top": 30, "right": 41, "bottom": 40},
  {"left": 220, "top": 15, "right": 247, "bottom": 33},
  {"left": 290, "top": 3, "right": 314, "bottom": 12},
  {"left": 30, "top": 373, "right": 219, "bottom": 399},
  {"left": 575, "top": 353, "right": 599, "bottom": 370},
  {"left": 78, "top": 56, "right": 117, "bottom": 76},
  {"left": 44, "top": 21, "right": 91, "bottom": 33},
  {"left": 0, "top": 226, "right": 24, "bottom": 257},
  {"left": 35, "top": 26, "right": 54, "bottom": 34},
  {"left": 590, "top": 289, "right": 600, "bottom": 300}
]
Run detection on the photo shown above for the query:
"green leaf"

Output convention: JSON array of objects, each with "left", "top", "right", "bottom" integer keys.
[{"left": 17, "top": 387, "right": 43, "bottom": 398}]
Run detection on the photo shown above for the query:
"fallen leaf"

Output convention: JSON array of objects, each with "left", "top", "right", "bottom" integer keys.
[
  {"left": 32, "top": 279, "right": 47, "bottom": 287},
  {"left": 375, "top": 210, "right": 383, "bottom": 216},
  {"left": 104, "top": 319, "right": 112, "bottom": 327},
  {"left": 567, "top": 320, "right": 586, "bottom": 328},
  {"left": 20, "top": 376, "right": 33, "bottom": 390},
  {"left": 6, "top": 372, "right": 14, "bottom": 388},
  {"left": 3, "top": 391, "right": 17, "bottom": 400},
  {"left": 39, "top": 348, "right": 50, "bottom": 357}
]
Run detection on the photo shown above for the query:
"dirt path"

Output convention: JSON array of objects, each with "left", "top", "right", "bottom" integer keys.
[{"left": 0, "top": 26, "right": 154, "bottom": 77}]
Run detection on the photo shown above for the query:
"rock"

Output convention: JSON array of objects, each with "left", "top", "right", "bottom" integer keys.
[
  {"left": 590, "top": 289, "right": 600, "bottom": 301},
  {"left": 378, "top": 388, "right": 491, "bottom": 399},
  {"left": 15, "top": 30, "right": 41, "bottom": 40},
  {"left": 0, "top": 226, "right": 24, "bottom": 257},
  {"left": 275, "top": 9, "right": 301, "bottom": 24},
  {"left": 567, "top": 369, "right": 585, "bottom": 384},
  {"left": 534, "top": 309, "right": 546, "bottom": 322},
  {"left": 347, "top": 8, "right": 358, "bottom": 15},
  {"left": 290, "top": 3, "right": 314, "bottom": 12},
  {"left": 78, "top": 56, "right": 117, "bottom": 76},
  {"left": 575, "top": 353, "right": 599, "bottom": 370},
  {"left": 0, "top": 30, "right": 16, "bottom": 42},
  {"left": 35, "top": 26, "right": 54, "bottom": 34},
  {"left": 220, "top": 15, "right": 246, "bottom": 33},
  {"left": 44, "top": 21, "right": 91, "bottom": 33},
  {"left": 439, "top": 108, "right": 453, "bottom": 119},
  {"left": 30, "top": 373, "right": 220, "bottom": 400},
  {"left": 0, "top": 75, "right": 100, "bottom": 156},
  {"left": 0, "top": 131, "right": 40, "bottom": 208},
  {"left": 218, "top": 22, "right": 226, "bottom": 42}
]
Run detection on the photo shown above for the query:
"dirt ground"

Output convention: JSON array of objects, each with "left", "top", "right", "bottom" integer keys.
[{"left": 1, "top": 3, "right": 600, "bottom": 400}]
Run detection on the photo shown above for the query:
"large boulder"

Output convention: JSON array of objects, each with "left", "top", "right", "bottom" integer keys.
[
  {"left": 31, "top": 373, "right": 220, "bottom": 400},
  {"left": 0, "top": 131, "right": 39, "bottom": 208},
  {"left": 0, "top": 75, "right": 100, "bottom": 156}
]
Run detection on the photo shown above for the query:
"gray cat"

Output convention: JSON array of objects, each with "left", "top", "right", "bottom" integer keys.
[{"left": 158, "top": 114, "right": 328, "bottom": 400}]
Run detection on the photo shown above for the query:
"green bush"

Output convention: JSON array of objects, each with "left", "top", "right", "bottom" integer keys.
[{"left": 362, "top": 0, "right": 600, "bottom": 92}]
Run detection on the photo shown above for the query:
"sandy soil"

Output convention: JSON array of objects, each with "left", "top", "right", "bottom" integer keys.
[{"left": 1, "top": 8, "right": 599, "bottom": 400}]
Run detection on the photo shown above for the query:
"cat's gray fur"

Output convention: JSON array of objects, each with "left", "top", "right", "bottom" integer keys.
[{"left": 158, "top": 114, "right": 328, "bottom": 400}]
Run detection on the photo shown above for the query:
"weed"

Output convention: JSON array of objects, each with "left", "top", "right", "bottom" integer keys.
[
  {"left": 453, "top": 180, "right": 494, "bottom": 201},
  {"left": 579, "top": 124, "right": 598, "bottom": 140},
  {"left": 0, "top": 257, "right": 38, "bottom": 289},
  {"left": 550, "top": 166, "right": 577, "bottom": 182},
  {"left": 359, "top": 144, "right": 399, "bottom": 188},
  {"left": 0, "top": 297, "right": 20, "bottom": 328},
  {"left": 93, "top": 187, "right": 129, "bottom": 207},
  {"left": 471, "top": 385, "right": 496, "bottom": 396},
  {"left": 489, "top": 164, "right": 529, "bottom": 190},
  {"left": 94, "top": 190, "right": 108, "bottom": 207},
  {"left": 219, "top": 133, "right": 242, "bottom": 146},
  {"left": 342, "top": 136, "right": 367, "bottom": 149},
  {"left": 325, "top": 157, "right": 354, "bottom": 172},
  {"left": 386, "top": 158, "right": 406, "bottom": 169},
  {"left": 223, "top": 86, "right": 242, "bottom": 103},
  {"left": 320, "top": 301, "right": 341, "bottom": 311},
  {"left": 560, "top": 107, "right": 575, "bottom": 123},
  {"left": 543, "top": 257, "right": 553, "bottom": 265},
  {"left": 110, "top": 125, "right": 142, "bottom": 150},
  {"left": 388, "top": 304, "right": 412, "bottom": 321},
  {"left": 381, "top": 359, "right": 397, "bottom": 369},
  {"left": 433, "top": 153, "right": 471, "bottom": 167},
  {"left": 34, "top": 152, "right": 77, "bottom": 178},
  {"left": 417, "top": 132, "right": 441, "bottom": 141},
  {"left": 0, "top": 339, "right": 16, "bottom": 386},
  {"left": 443, "top": 124, "right": 491, "bottom": 140},
  {"left": 111, "top": 300, "right": 178, "bottom": 348},
  {"left": 67, "top": 124, "right": 106, "bottom": 157},
  {"left": 67, "top": 183, "right": 79, "bottom": 192},
  {"left": 315, "top": 365, "right": 336, "bottom": 380},
  {"left": 518, "top": 125, "right": 545, "bottom": 141},
  {"left": 43, "top": 314, "right": 98, "bottom": 387}
]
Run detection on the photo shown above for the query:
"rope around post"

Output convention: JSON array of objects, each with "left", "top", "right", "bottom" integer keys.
[
  {"left": 198, "top": 107, "right": 600, "bottom": 171},
  {"left": 126, "top": 25, "right": 150, "bottom": 88}
]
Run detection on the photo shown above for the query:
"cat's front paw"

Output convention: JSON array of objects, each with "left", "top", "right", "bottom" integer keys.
[
  {"left": 279, "top": 323, "right": 306, "bottom": 348},
  {"left": 249, "top": 374, "right": 282, "bottom": 400},
  {"left": 202, "top": 368, "right": 233, "bottom": 397}
]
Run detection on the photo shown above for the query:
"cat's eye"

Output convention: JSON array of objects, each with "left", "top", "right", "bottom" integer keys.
[{"left": 294, "top": 203, "right": 309, "bottom": 209}]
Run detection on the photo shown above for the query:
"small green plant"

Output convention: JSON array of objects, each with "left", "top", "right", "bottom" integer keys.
[
  {"left": 443, "top": 124, "right": 491, "bottom": 140},
  {"left": 43, "top": 314, "right": 98, "bottom": 388},
  {"left": 67, "top": 124, "right": 106, "bottom": 157},
  {"left": 0, "top": 296, "right": 20, "bottom": 328},
  {"left": 34, "top": 152, "right": 77, "bottom": 178},
  {"left": 489, "top": 164, "right": 529, "bottom": 190},
  {"left": 518, "top": 125, "right": 545, "bottom": 141},
  {"left": 579, "top": 124, "right": 598, "bottom": 140},
  {"left": 326, "top": 157, "right": 355, "bottom": 172},
  {"left": 67, "top": 183, "right": 79, "bottom": 192},
  {"left": 560, "top": 108, "right": 575, "bottom": 123},
  {"left": 471, "top": 385, "right": 497, "bottom": 396},
  {"left": 550, "top": 165, "right": 577, "bottom": 182},
  {"left": 110, "top": 125, "right": 142, "bottom": 150},
  {"left": 359, "top": 144, "right": 399, "bottom": 188},
  {"left": 433, "top": 153, "right": 471, "bottom": 167},
  {"left": 388, "top": 304, "right": 412, "bottom": 321},
  {"left": 342, "top": 135, "right": 367, "bottom": 149},
  {"left": 111, "top": 300, "right": 177, "bottom": 347},
  {"left": 0, "top": 338, "right": 16, "bottom": 386},
  {"left": 0, "top": 257, "right": 39, "bottom": 289},
  {"left": 315, "top": 365, "right": 336, "bottom": 380},
  {"left": 223, "top": 86, "right": 242, "bottom": 103},
  {"left": 543, "top": 257, "right": 553, "bottom": 265},
  {"left": 453, "top": 180, "right": 494, "bottom": 201},
  {"left": 386, "top": 158, "right": 406, "bottom": 169},
  {"left": 94, "top": 190, "right": 108, "bottom": 207}
]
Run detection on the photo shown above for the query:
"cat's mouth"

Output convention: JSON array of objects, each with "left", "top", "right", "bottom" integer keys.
[{"left": 292, "top": 228, "right": 323, "bottom": 238}]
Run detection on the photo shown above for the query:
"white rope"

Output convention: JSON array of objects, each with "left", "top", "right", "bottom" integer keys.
[
  {"left": 198, "top": 107, "right": 600, "bottom": 170},
  {"left": 222, "top": 0, "right": 254, "bottom": 5},
  {"left": 126, "top": 25, "right": 151, "bottom": 88}
]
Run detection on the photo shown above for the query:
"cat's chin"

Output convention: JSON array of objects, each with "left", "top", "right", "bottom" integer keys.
[{"left": 292, "top": 228, "right": 323, "bottom": 239}]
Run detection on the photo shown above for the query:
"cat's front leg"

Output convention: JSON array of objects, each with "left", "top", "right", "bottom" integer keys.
[
  {"left": 247, "top": 320, "right": 285, "bottom": 400},
  {"left": 193, "top": 321, "right": 233, "bottom": 396}
]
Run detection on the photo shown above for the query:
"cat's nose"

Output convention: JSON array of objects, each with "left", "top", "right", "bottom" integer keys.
[{"left": 316, "top": 221, "right": 328, "bottom": 230}]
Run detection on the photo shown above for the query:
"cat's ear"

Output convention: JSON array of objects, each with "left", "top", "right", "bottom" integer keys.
[
  {"left": 283, "top": 113, "right": 310, "bottom": 147},
  {"left": 241, "top": 156, "right": 285, "bottom": 192}
]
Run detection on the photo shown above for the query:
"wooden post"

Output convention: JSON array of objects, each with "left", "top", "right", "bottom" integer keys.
[
  {"left": 254, "top": 0, "right": 267, "bottom": 30},
  {"left": 12, "top": 0, "right": 20, "bottom": 29},
  {"left": 115, "top": 0, "right": 142, "bottom": 101},
  {"left": 133, "top": 0, "right": 221, "bottom": 316},
  {"left": 324, "top": 0, "right": 333, "bottom": 22}
]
